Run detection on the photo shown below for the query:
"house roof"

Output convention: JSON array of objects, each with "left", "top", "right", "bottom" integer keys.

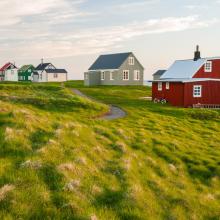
[
  {"left": 45, "top": 69, "right": 67, "bottom": 73},
  {"left": 19, "top": 65, "right": 34, "bottom": 72},
  {"left": 0, "top": 62, "right": 17, "bottom": 71},
  {"left": 150, "top": 78, "right": 220, "bottom": 83},
  {"left": 161, "top": 59, "right": 207, "bottom": 79},
  {"left": 88, "top": 52, "right": 132, "bottom": 70},
  {"left": 153, "top": 70, "right": 166, "bottom": 76},
  {"left": 35, "top": 63, "right": 51, "bottom": 71}
]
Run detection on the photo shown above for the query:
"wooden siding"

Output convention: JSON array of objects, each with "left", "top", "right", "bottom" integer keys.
[
  {"left": 193, "top": 59, "right": 220, "bottom": 79},
  {"left": 183, "top": 81, "right": 220, "bottom": 107},
  {"left": 152, "top": 82, "right": 184, "bottom": 106},
  {"left": 152, "top": 81, "right": 220, "bottom": 107}
]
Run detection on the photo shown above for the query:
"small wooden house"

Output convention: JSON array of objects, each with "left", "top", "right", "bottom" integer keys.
[
  {"left": 84, "top": 52, "right": 144, "bottom": 86},
  {"left": 33, "top": 61, "right": 68, "bottom": 83},
  {"left": 18, "top": 65, "right": 35, "bottom": 81},
  {"left": 151, "top": 46, "right": 220, "bottom": 107},
  {"left": 0, "top": 62, "right": 18, "bottom": 81}
]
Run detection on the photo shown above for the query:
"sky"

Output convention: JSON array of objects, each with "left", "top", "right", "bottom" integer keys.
[{"left": 0, "top": 0, "right": 220, "bottom": 80}]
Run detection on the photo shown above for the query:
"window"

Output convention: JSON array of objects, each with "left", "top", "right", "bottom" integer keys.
[
  {"left": 40, "top": 74, "right": 42, "bottom": 80},
  {"left": 158, "top": 82, "right": 162, "bottom": 91},
  {"left": 11, "top": 70, "right": 14, "bottom": 75},
  {"left": 101, "top": 72, "right": 105, "bottom": 80},
  {"left": 134, "top": 70, "right": 140, "bottom": 80},
  {"left": 129, "top": 57, "right": 135, "bottom": 65},
  {"left": 204, "top": 61, "right": 212, "bottom": 72},
  {"left": 110, "top": 72, "right": 114, "bottom": 80},
  {"left": 193, "top": 85, "right": 202, "bottom": 97},
  {"left": 54, "top": 73, "right": 58, "bottom": 78},
  {"left": 123, "top": 70, "right": 129, "bottom": 80},
  {"left": 166, "top": 82, "right": 170, "bottom": 90}
]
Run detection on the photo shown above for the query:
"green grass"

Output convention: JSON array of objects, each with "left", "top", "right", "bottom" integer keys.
[{"left": 0, "top": 81, "right": 220, "bottom": 220}]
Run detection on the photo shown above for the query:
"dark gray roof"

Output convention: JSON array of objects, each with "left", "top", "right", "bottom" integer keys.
[
  {"left": 45, "top": 69, "right": 67, "bottom": 73},
  {"left": 153, "top": 70, "right": 166, "bottom": 76},
  {"left": 89, "top": 52, "right": 132, "bottom": 70},
  {"left": 35, "top": 63, "right": 51, "bottom": 71}
]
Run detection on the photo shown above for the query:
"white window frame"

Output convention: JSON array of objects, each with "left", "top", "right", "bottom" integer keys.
[
  {"left": 193, "top": 85, "right": 202, "bottom": 98},
  {"left": 204, "top": 61, "right": 212, "bottom": 72},
  {"left": 128, "top": 57, "right": 135, "bottom": 65},
  {"left": 110, "top": 72, "right": 114, "bottom": 80},
  {"left": 101, "top": 71, "right": 105, "bottom": 80},
  {"left": 158, "top": 82, "right": 162, "bottom": 91},
  {"left": 134, "top": 70, "right": 140, "bottom": 81},
  {"left": 54, "top": 73, "right": 58, "bottom": 78},
  {"left": 166, "top": 82, "right": 170, "bottom": 90},
  {"left": 123, "top": 70, "right": 129, "bottom": 80}
]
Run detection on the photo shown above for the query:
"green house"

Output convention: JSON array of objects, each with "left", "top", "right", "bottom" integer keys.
[{"left": 18, "top": 65, "right": 35, "bottom": 81}]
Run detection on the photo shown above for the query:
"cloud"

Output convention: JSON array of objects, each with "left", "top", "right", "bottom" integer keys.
[
  {"left": 0, "top": 15, "right": 218, "bottom": 60},
  {"left": 0, "top": 0, "right": 87, "bottom": 26},
  {"left": 116, "top": 0, "right": 160, "bottom": 9}
]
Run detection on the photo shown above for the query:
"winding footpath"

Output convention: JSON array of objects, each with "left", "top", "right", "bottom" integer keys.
[{"left": 72, "top": 89, "right": 126, "bottom": 120}]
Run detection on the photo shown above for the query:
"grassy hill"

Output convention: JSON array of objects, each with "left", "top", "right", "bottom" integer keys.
[{"left": 0, "top": 81, "right": 220, "bottom": 219}]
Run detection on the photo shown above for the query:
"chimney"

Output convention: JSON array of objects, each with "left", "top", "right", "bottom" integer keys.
[
  {"left": 41, "top": 58, "right": 44, "bottom": 64},
  {"left": 194, "top": 45, "right": 201, "bottom": 61}
]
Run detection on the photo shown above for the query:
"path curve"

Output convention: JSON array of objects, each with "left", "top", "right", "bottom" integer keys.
[{"left": 72, "top": 89, "right": 126, "bottom": 120}]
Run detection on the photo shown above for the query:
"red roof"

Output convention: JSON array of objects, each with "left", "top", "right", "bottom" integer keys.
[{"left": 0, "top": 62, "right": 12, "bottom": 71}]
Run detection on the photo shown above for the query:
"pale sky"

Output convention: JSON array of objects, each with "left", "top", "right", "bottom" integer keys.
[{"left": 0, "top": 0, "right": 220, "bottom": 80}]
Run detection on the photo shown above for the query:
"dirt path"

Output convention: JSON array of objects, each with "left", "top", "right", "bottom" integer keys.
[{"left": 72, "top": 89, "right": 126, "bottom": 120}]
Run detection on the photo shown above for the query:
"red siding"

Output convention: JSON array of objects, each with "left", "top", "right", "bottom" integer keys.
[
  {"left": 152, "top": 81, "right": 220, "bottom": 107},
  {"left": 193, "top": 59, "right": 220, "bottom": 79},
  {"left": 183, "top": 81, "right": 220, "bottom": 107},
  {"left": 152, "top": 82, "right": 184, "bottom": 107}
]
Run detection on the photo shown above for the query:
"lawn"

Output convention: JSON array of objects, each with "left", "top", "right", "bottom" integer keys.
[{"left": 0, "top": 81, "right": 220, "bottom": 220}]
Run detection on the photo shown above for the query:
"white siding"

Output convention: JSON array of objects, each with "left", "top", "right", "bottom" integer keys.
[
  {"left": 5, "top": 69, "right": 18, "bottom": 81},
  {"left": 47, "top": 73, "right": 67, "bottom": 82}
]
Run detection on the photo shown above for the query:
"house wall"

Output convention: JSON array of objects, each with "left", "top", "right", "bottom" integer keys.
[
  {"left": 193, "top": 59, "right": 220, "bottom": 79},
  {"left": 32, "top": 71, "right": 47, "bottom": 82},
  {"left": 152, "top": 82, "right": 185, "bottom": 106},
  {"left": 5, "top": 69, "right": 18, "bottom": 81},
  {"left": 32, "top": 74, "right": 39, "bottom": 82},
  {"left": 18, "top": 67, "right": 34, "bottom": 81},
  {"left": 183, "top": 81, "right": 220, "bottom": 107},
  {"left": 115, "top": 55, "right": 144, "bottom": 85},
  {"left": 84, "top": 71, "right": 101, "bottom": 86},
  {"left": 47, "top": 73, "right": 67, "bottom": 82},
  {"left": 153, "top": 75, "right": 162, "bottom": 80}
]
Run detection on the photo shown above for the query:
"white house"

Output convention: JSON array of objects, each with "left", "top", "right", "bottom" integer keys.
[
  {"left": 33, "top": 61, "right": 68, "bottom": 82},
  {"left": 0, "top": 62, "right": 18, "bottom": 81}
]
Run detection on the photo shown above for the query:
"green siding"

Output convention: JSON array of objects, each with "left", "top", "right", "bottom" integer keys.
[{"left": 18, "top": 65, "right": 35, "bottom": 81}]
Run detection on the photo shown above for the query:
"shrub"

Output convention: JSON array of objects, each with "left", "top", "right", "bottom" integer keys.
[{"left": 187, "top": 109, "right": 219, "bottom": 120}]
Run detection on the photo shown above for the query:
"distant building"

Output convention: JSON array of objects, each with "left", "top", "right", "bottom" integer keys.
[
  {"left": 153, "top": 70, "right": 166, "bottom": 80},
  {"left": 18, "top": 65, "right": 35, "bottom": 81},
  {"left": 33, "top": 61, "right": 68, "bottom": 82},
  {"left": 84, "top": 52, "right": 144, "bottom": 86},
  {"left": 0, "top": 62, "right": 18, "bottom": 81},
  {"left": 151, "top": 46, "right": 220, "bottom": 107}
]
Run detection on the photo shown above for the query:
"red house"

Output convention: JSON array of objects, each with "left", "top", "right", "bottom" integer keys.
[{"left": 151, "top": 46, "right": 220, "bottom": 108}]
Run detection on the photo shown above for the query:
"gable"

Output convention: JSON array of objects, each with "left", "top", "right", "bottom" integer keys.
[
  {"left": 35, "top": 63, "right": 56, "bottom": 71},
  {"left": 120, "top": 53, "right": 144, "bottom": 70},
  {"left": 89, "top": 53, "right": 132, "bottom": 70}
]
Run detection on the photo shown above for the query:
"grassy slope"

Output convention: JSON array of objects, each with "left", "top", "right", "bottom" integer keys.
[{"left": 0, "top": 81, "right": 220, "bottom": 220}]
